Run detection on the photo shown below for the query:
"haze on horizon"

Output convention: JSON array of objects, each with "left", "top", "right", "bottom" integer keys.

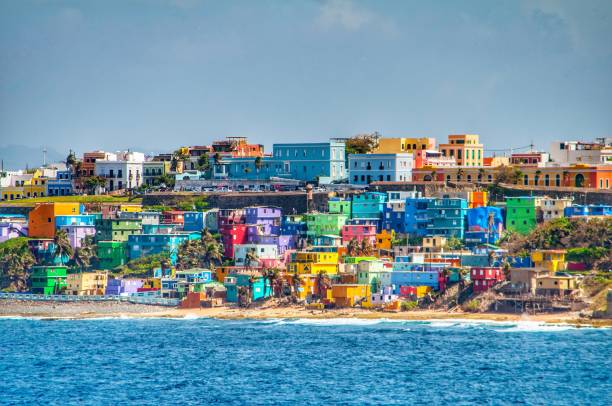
[{"left": 1, "top": 0, "right": 611, "bottom": 159}]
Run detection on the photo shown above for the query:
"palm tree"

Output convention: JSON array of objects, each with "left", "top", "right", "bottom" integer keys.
[
  {"left": 456, "top": 168, "right": 465, "bottom": 182},
  {"left": 53, "top": 229, "right": 73, "bottom": 265},
  {"left": 204, "top": 241, "right": 223, "bottom": 269},
  {"left": 478, "top": 168, "right": 485, "bottom": 183},
  {"left": 316, "top": 270, "right": 331, "bottom": 299},
  {"left": 513, "top": 169, "right": 523, "bottom": 185},
  {"left": 534, "top": 169, "right": 542, "bottom": 186},
  {"left": 347, "top": 238, "right": 359, "bottom": 257},
  {"left": 360, "top": 238, "right": 373, "bottom": 256},
  {"left": 0, "top": 247, "right": 36, "bottom": 292},
  {"left": 160, "top": 258, "right": 171, "bottom": 277},
  {"left": 245, "top": 247, "right": 259, "bottom": 270},
  {"left": 66, "top": 150, "right": 77, "bottom": 169},
  {"left": 71, "top": 247, "right": 91, "bottom": 272},
  {"left": 291, "top": 272, "right": 302, "bottom": 301},
  {"left": 430, "top": 170, "right": 437, "bottom": 182},
  {"left": 213, "top": 152, "right": 222, "bottom": 177}
]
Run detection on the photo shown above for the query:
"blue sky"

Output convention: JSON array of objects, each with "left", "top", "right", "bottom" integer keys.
[{"left": 1, "top": 0, "right": 611, "bottom": 158}]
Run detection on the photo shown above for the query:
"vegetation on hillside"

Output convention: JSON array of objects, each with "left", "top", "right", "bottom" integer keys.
[
  {"left": 0, "top": 238, "right": 36, "bottom": 292},
  {"left": 0, "top": 195, "right": 141, "bottom": 206},
  {"left": 501, "top": 217, "right": 612, "bottom": 270},
  {"left": 113, "top": 253, "right": 171, "bottom": 278}
]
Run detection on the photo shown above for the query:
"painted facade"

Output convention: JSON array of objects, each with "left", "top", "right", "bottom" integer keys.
[{"left": 349, "top": 153, "right": 413, "bottom": 185}]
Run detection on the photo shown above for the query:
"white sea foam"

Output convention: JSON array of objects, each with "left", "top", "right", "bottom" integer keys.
[{"left": 493, "top": 321, "right": 580, "bottom": 333}]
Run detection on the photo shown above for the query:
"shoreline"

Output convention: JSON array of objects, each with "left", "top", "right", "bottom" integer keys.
[{"left": 1, "top": 300, "right": 610, "bottom": 327}]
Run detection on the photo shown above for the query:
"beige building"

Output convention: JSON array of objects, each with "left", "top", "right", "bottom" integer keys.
[
  {"left": 510, "top": 268, "right": 550, "bottom": 294},
  {"left": 538, "top": 197, "right": 573, "bottom": 221},
  {"left": 439, "top": 134, "right": 483, "bottom": 166},
  {"left": 375, "top": 137, "right": 436, "bottom": 154},
  {"left": 66, "top": 271, "right": 108, "bottom": 295},
  {"left": 423, "top": 236, "right": 447, "bottom": 253},
  {"left": 535, "top": 275, "right": 579, "bottom": 297}
]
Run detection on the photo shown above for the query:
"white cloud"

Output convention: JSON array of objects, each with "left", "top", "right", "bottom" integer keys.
[{"left": 316, "top": 0, "right": 395, "bottom": 33}]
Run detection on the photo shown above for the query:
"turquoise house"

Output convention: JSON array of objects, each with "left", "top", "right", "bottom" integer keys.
[
  {"left": 351, "top": 192, "right": 387, "bottom": 220},
  {"left": 127, "top": 232, "right": 200, "bottom": 264},
  {"left": 427, "top": 198, "right": 468, "bottom": 239},
  {"left": 224, "top": 273, "right": 273, "bottom": 303}
]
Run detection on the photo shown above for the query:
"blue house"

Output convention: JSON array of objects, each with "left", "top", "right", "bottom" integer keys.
[
  {"left": 281, "top": 215, "right": 307, "bottom": 236},
  {"left": 383, "top": 201, "right": 406, "bottom": 233},
  {"left": 224, "top": 273, "right": 273, "bottom": 302},
  {"left": 404, "top": 197, "right": 434, "bottom": 237},
  {"left": 47, "top": 170, "right": 73, "bottom": 197},
  {"left": 427, "top": 198, "right": 468, "bottom": 239},
  {"left": 128, "top": 233, "right": 199, "bottom": 264},
  {"left": 351, "top": 192, "right": 387, "bottom": 220},
  {"left": 390, "top": 270, "right": 440, "bottom": 293},
  {"left": 564, "top": 205, "right": 612, "bottom": 217},
  {"left": 55, "top": 214, "right": 97, "bottom": 228},
  {"left": 465, "top": 206, "right": 504, "bottom": 244},
  {"left": 216, "top": 141, "right": 346, "bottom": 183},
  {"left": 183, "top": 211, "right": 205, "bottom": 232},
  {"left": 348, "top": 153, "right": 413, "bottom": 185}
]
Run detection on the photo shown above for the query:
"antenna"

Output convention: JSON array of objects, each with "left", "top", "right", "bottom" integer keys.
[{"left": 43, "top": 147, "right": 47, "bottom": 167}]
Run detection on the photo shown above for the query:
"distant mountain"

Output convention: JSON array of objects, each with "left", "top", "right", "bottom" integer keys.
[{"left": 0, "top": 145, "right": 65, "bottom": 171}]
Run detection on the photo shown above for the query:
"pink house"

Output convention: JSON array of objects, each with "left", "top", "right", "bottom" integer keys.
[
  {"left": 58, "top": 225, "right": 97, "bottom": 248},
  {"left": 341, "top": 224, "right": 377, "bottom": 245},
  {"left": 471, "top": 267, "right": 505, "bottom": 293}
]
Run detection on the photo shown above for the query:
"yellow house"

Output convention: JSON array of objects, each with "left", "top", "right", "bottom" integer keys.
[
  {"left": 531, "top": 250, "right": 567, "bottom": 272},
  {"left": 375, "top": 229, "right": 394, "bottom": 251},
  {"left": 374, "top": 137, "right": 436, "bottom": 154},
  {"left": 1, "top": 170, "right": 48, "bottom": 201},
  {"left": 331, "top": 284, "right": 370, "bottom": 307},
  {"left": 439, "top": 134, "right": 483, "bottom": 166},
  {"left": 143, "top": 277, "right": 161, "bottom": 290},
  {"left": 119, "top": 204, "right": 143, "bottom": 213},
  {"left": 65, "top": 271, "right": 108, "bottom": 295},
  {"left": 288, "top": 251, "right": 339, "bottom": 275},
  {"left": 422, "top": 236, "right": 447, "bottom": 253}
]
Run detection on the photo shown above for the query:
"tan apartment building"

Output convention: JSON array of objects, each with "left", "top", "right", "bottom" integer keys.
[{"left": 439, "top": 134, "right": 483, "bottom": 166}]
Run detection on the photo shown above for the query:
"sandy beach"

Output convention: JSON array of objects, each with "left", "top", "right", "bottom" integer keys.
[{"left": 2, "top": 300, "right": 610, "bottom": 327}]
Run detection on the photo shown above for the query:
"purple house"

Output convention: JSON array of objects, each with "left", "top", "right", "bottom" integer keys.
[
  {"left": 58, "top": 224, "right": 97, "bottom": 248},
  {"left": 105, "top": 278, "right": 144, "bottom": 295},
  {"left": 245, "top": 206, "right": 282, "bottom": 235},
  {"left": 0, "top": 221, "right": 28, "bottom": 243},
  {"left": 246, "top": 233, "right": 297, "bottom": 255}
]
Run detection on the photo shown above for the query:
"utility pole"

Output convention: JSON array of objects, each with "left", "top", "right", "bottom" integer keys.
[{"left": 43, "top": 147, "right": 47, "bottom": 167}]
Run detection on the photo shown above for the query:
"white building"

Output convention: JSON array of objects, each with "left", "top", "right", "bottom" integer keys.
[
  {"left": 349, "top": 153, "right": 413, "bottom": 185},
  {"left": 94, "top": 151, "right": 145, "bottom": 192},
  {"left": 549, "top": 140, "right": 612, "bottom": 166},
  {"left": 537, "top": 197, "right": 573, "bottom": 221},
  {"left": 233, "top": 244, "right": 279, "bottom": 266}
]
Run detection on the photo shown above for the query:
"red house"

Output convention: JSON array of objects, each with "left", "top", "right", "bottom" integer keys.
[
  {"left": 471, "top": 267, "right": 504, "bottom": 293},
  {"left": 162, "top": 210, "right": 185, "bottom": 225},
  {"left": 221, "top": 224, "right": 248, "bottom": 258}
]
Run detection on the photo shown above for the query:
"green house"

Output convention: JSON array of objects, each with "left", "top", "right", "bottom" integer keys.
[
  {"left": 95, "top": 218, "right": 142, "bottom": 242},
  {"left": 304, "top": 213, "right": 348, "bottom": 238},
  {"left": 505, "top": 197, "right": 537, "bottom": 235},
  {"left": 97, "top": 241, "right": 128, "bottom": 270},
  {"left": 328, "top": 198, "right": 351, "bottom": 217},
  {"left": 30, "top": 266, "right": 68, "bottom": 295}
]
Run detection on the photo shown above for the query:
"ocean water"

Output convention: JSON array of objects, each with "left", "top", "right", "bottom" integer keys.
[{"left": 1, "top": 317, "right": 610, "bottom": 405}]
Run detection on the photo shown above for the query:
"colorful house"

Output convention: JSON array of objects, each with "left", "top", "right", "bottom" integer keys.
[
  {"left": 427, "top": 198, "right": 468, "bottom": 239},
  {"left": 348, "top": 153, "right": 413, "bottom": 184},
  {"left": 330, "top": 284, "right": 370, "bottom": 307},
  {"left": 328, "top": 198, "right": 351, "bottom": 216},
  {"left": 471, "top": 267, "right": 505, "bottom": 293},
  {"left": 281, "top": 215, "right": 307, "bottom": 236},
  {"left": 97, "top": 241, "right": 128, "bottom": 269},
  {"left": 382, "top": 200, "right": 406, "bottom": 233},
  {"left": 288, "top": 251, "right": 339, "bottom": 275},
  {"left": 505, "top": 197, "right": 537, "bottom": 235},
  {"left": 95, "top": 218, "right": 142, "bottom": 242},
  {"left": 46, "top": 170, "right": 73, "bottom": 197},
  {"left": 465, "top": 206, "right": 504, "bottom": 244},
  {"left": 28, "top": 202, "right": 81, "bottom": 238},
  {"left": 531, "top": 249, "right": 567, "bottom": 272},
  {"left": 245, "top": 206, "right": 282, "bottom": 235},
  {"left": 161, "top": 210, "right": 185, "bottom": 226},
  {"left": 221, "top": 224, "right": 248, "bottom": 258},
  {"left": 234, "top": 244, "right": 279, "bottom": 268},
  {"left": 351, "top": 192, "right": 387, "bottom": 220},
  {"left": 128, "top": 233, "right": 198, "bottom": 264},
  {"left": 304, "top": 213, "right": 348, "bottom": 238},
  {"left": 65, "top": 271, "right": 108, "bottom": 295},
  {"left": 390, "top": 270, "right": 441, "bottom": 293},
  {"left": 375, "top": 229, "right": 394, "bottom": 251},
  {"left": 183, "top": 211, "right": 205, "bottom": 232},
  {"left": 30, "top": 265, "right": 68, "bottom": 294},
  {"left": 341, "top": 224, "right": 377, "bottom": 245},
  {"left": 224, "top": 273, "right": 273, "bottom": 302},
  {"left": 105, "top": 278, "right": 143, "bottom": 295},
  {"left": 404, "top": 197, "right": 434, "bottom": 237},
  {"left": 564, "top": 204, "right": 612, "bottom": 217}
]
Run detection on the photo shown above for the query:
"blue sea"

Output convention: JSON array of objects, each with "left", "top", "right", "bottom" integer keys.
[{"left": 1, "top": 317, "right": 610, "bottom": 405}]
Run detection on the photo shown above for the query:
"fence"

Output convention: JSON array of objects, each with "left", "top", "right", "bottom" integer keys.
[{"left": 0, "top": 292, "right": 179, "bottom": 307}]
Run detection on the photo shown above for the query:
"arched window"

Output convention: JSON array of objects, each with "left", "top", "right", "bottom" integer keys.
[
  {"left": 487, "top": 174, "right": 492, "bottom": 182},
  {"left": 524, "top": 175, "right": 529, "bottom": 185},
  {"left": 555, "top": 174, "right": 560, "bottom": 187},
  {"left": 467, "top": 174, "right": 472, "bottom": 182},
  {"left": 544, "top": 174, "right": 550, "bottom": 186}
]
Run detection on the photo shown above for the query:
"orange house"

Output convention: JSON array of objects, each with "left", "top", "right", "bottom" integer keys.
[{"left": 29, "top": 202, "right": 81, "bottom": 238}]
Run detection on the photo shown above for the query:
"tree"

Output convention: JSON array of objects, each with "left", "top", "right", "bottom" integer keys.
[
  {"left": 345, "top": 132, "right": 381, "bottom": 156},
  {"left": 171, "top": 148, "right": 190, "bottom": 172},
  {"left": 291, "top": 272, "right": 302, "bottom": 301},
  {"left": 53, "top": 229, "right": 73, "bottom": 265},
  {"left": 245, "top": 248, "right": 259, "bottom": 270},
  {"left": 534, "top": 169, "right": 542, "bottom": 186},
  {"left": 316, "top": 270, "right": 331, "bottom": 299},
  {"left": 360, "top": 238, "right": 373, "bottom": 256},
  {"left": 254, "top": 156, "right": 263, "bottom": 172},
  {"left": 69, "top": 236, "right": 97, "bottom": 271},
  {"left": 84, "top": 176, "right": 106, "bottom": 195},
  {"left": 155, "top": 173, "right": 175, "bottom": 188},
  {"left": 430, "top": 170, "right": 437, "bottom": 182},
  {"left": 197, "top": 154, "right": 210, "bottom": 171},
  {"left": 478, "top": 168, "right": 486, "bottom": 182},
  {"left": 444, "top": 236, "right": 463, "bottom": 251},
  {"left": 347, "top": 238, "right": 360, "bottom": 257},
  {"left": 456, "top": 168, "right": 465, "bottom": 182},
  {"left": 0, "top": 238, "right": 36, "bottom": 292},
  {"left": 66, "top": 150, "right": 77, "bottom": 168}
]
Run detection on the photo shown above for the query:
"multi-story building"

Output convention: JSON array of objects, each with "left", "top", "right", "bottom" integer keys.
[
  {"left": 94, "top": 151, "right": 145, "bottom": 192},
  {"left": 29, "top": 202, "right": 81, "bottom": 238},
  {"left": 348, "top": 153, "right": 413, "bottom": 185},
  {"left": 505, "top": 197, "right": 537, "bottom": 235},
  {"left": 271, "top": 141, "right": 346, "bottom": 183},
  {"left": 128, "top": 233, "right": 197, "bottom": 264},
  {"left": 0, "top": 170, "right": 48, "bottom": 200},
  {"left": 287, "top": 251, "right": 339, "bottom": 275},
  {"left": 549, "top": 139, "right": 612, "bottom": 166},
  {"left": 439, "top": 134, "right": 483, "bottom": 166},
  {"left": 564, "top": 204, "right": 612, "bottom": 217},
  {"left": 97, "top": 241, "right": 128, "bottom": 269},
  {"left": 413, "top": 150, "right": 456, "bottom": 169},
  {"left": 374, "top": 137, "right": 435, "bottom": 154},
  {"left": 95, "top": 218, "right": 142, "bottom": 242},
  {"left": 46, "top": 170, "right": 73, "bottom": 196},
  {"left": 404, "top": 197, "right": 434, "bottom": 237},
  {"left": 351, "top": 192, "right": 387, "bottom": 220},
  {"left": 143, "top": 161, "right": 170, "bottom": 186},
  {"left": 382, "top": 199, "right": 406, "bottom": 234},
  {"left": 465, "top": 206, "right": 504, "bottom": 245},
  {"left": 539, "top": 197, "right": 573, "bottom": 220},
  {"left": 510, "top": 152, "right": 550, "bottom": 167},
  {"left": 328, "top": 198, "right": 351, "bottom": 216},
  {"left": 304, "top": 213, "right": 348, "bottom": 238},
  {"left": 56, "top": 214, "right": 97, "bottom": 248},
  {"left": 221, "top": 224, "right": 248, "bottom": 258},
  {"left": 211, "top": 137, "right": 264, "bottom": 158},
  {"left": 234, "top": 243, "right": 279, "bottom": 268},
  {"left": 341, "top": 224, "right": 377, "bottom": 245},
  {"left": 471, "top": 267, "right": 504, "bottom": 293},
  {"left": 427, "top": 198, "right": 468, "bottom": 239},
  {"left": 30, "top": 265, "right": 68, "bottom": 294},
  {"left": 245, "top": 206, "right": 282, "bottom": 235},
  {"left": 65, "top": 271, "right": 108, "bottom": 295}
]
